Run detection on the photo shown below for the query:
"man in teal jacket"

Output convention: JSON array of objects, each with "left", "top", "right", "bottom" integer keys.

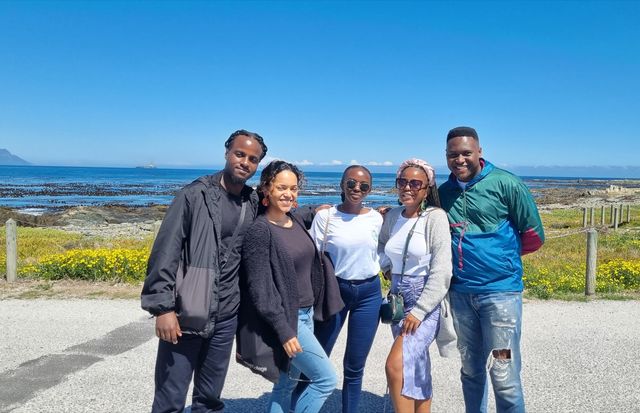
[{"left": 439, "top": 126, "right": 544, "bottom": 413}]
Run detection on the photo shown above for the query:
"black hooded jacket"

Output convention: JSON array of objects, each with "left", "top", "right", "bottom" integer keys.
[{"left": 141, "top": 171, "right": 258, "bottom": 337}]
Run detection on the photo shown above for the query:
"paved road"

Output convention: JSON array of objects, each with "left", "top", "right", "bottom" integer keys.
[{"left": 1, "top": 299, "right": 638, "bottom": 412}]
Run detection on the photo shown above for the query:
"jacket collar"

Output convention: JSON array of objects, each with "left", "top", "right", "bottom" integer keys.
[
  {"left": 198, "top": 171, "right": 257, "bottom": 224},
  {"left": 446, "top": 158, "right": 494, "bottom": 189},
  {"left": 199, "top": 170, "right": 255, "bottom": 202}
]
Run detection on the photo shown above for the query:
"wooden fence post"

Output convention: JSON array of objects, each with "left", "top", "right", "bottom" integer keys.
[
  {"left": 627, "top": 205, "right": 631, "bottom": 223},
  {"left": 582, "top": 207, "right": 588, "bottom": 228},
  {"left": 6, "top": 219, "right": 17, "bottom": 282},
  {"left": 590, "top": 207, "right": 595, "bottom": 227},
  {"left": 610, "top": 205, "right": 614, "bottom": 224},
  {"left": 600, "top": 205, "right": 605, "bottom": 226},
  {"left": 613, "top": 207, "right": 619, "bottom": 230},
  {"left": 153, "top": 220, "right": 162, "bottom": 240},
  {"left": 585, "top": 229, "right": 597, "bottom": 296}
]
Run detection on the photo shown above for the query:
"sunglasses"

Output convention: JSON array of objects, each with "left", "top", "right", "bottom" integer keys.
[
  {"left": 345, "top": 179, "right": 371, "bottom": 192},
  {"left": 396, "top": 178, "right": 426, "bottom": 191}
]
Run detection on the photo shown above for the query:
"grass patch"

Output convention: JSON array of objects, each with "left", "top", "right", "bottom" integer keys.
[
  {"left": 523, "top": 207, "right": 640, "bottom": 299},
  {"left": 1, "top": 207, "right": 639, "bottom": 300},
  {"left": 1, "top": 226, "right": 153, "bottom": 283}
]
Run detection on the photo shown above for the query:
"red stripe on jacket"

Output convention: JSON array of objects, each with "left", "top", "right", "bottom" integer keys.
[{"left": 521, "top": 228, "right": 543, "bottom": 255}]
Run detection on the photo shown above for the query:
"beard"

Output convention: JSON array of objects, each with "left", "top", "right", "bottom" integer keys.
[
  {"left": 228, "top": 174, "right": 246, "bottom": 185},
  {"left": 225, "top": 170, "right": 249, "bottom": 185}
]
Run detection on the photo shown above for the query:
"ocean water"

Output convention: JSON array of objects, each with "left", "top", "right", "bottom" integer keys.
[{"left": 0, "top": 165, "right": 628, "bottom": 213}]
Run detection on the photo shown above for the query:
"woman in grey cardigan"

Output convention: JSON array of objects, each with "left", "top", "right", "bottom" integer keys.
[{"left": 378, "top": 158, "right": 456, "bottom": 413}]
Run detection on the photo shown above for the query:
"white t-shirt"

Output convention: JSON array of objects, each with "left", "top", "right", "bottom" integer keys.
[
  {"left": 384, "top": 214, "right": 430, "bottom": 276},
  {"left": 310, "top": 206, "right": 382, "bottom": 281}
]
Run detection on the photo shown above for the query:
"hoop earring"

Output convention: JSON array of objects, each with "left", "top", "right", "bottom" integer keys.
[{"left": 261, "top": 197, "right": 269, "bottom": 207}]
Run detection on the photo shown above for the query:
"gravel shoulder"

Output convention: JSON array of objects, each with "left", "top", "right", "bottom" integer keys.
[{"left": 1, "top": 299, "right": 638, "bottom": 412}]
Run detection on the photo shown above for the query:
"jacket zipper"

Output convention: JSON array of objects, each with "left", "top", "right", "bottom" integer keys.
[{"left": 450, "top": 188, "right": 468, "bottom": 270}]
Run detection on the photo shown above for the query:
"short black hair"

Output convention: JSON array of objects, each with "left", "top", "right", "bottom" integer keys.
[
  {"left": 447, "top": 126, "right": 479, "bottom": 142},
  {"left": 340, "top": 165, "right": 372, "bottom": 202},
  {"left": 225, "top": 129, "right": 268, "bottom": 160}
]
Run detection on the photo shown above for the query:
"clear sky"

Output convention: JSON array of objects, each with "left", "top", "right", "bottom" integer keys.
[{"left": 1, "top": 1, "right": 639, "bottom": 173}]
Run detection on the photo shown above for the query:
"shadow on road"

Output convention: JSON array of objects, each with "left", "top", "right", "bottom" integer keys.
[{"left": 223, "top": 389, "right": 389, "bottom": 412}]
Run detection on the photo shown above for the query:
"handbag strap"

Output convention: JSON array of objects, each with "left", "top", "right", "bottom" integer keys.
[
  {"left": 220, "top": 200, "right": 247, "bottom": 270},
  {"left": 321, "top": 207, "right": 332, "bottom": 257},
  {"left": 399, "top": 210, "right": 428, "bottom": 282}
]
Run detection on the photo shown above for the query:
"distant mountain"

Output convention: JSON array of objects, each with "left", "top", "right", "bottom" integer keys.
[{"left": 0, "top": 149, "right": 30, "bottom": 165}]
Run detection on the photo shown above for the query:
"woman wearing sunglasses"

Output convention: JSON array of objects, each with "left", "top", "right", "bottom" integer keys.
[
  {"left": 305, "top": 165, "right": 383, "bottom": 413},
  {"left": 378, "top": 158, "right": 456, "bottom": 413},
  {"left": 240, "top": 160, "right": 339, "bottom": 413}
]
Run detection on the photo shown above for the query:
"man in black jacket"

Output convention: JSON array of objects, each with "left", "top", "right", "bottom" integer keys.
[{"left": 141, "top": 129, "right": 267, "bottom": 413}]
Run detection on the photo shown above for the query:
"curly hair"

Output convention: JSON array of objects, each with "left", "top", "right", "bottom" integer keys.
[{"left": 257, "top": 160, "right": 304, "bottom": 214}]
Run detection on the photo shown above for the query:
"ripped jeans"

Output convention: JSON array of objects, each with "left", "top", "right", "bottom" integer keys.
[{"left": 449, "top": 291, "right": 524, "bottom": 413}]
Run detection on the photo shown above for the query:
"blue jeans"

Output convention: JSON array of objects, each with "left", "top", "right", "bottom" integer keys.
[
  {"left": 449, "top": 291, "right": 525, "bottom": 413},
  {"left": 269, "top": 307, "right": 337, "bottom": 413},
  {"left": 314, "top": 276, "right": 382, "bottom": 413}
]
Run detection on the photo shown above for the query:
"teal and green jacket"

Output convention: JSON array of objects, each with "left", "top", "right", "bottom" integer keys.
[{"left": 438, "top": 159, "right": 544, "bottom": 293}]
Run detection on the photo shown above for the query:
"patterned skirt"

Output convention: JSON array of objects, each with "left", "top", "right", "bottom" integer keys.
[{"left": 390, "top": 274, "right": 440, "bottom": 400}]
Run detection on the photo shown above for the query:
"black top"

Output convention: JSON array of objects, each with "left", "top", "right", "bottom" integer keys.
[
  {"left": 241, "top": 215, "right": 323, "bottom": 345},
  {"left": 217, "top": 190, "right": 250, "bottom": 319},
  {"left": 239, "top": 213, "right": 345, "bottom": 373},
  {"left": 270, "top": 222, "right": 316, "bottom": 308}
]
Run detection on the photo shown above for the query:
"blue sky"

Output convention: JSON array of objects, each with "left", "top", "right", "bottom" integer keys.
[{"left": 1, "top": 1, "right": 639, "bottom": 174}]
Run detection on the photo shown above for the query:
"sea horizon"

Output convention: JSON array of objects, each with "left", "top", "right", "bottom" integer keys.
[
  {"left": 1, "top": 164, "right": 638, "bottom": 213},
  {"left": 3, "top": 163, "right": 640, "bottom": 180}
]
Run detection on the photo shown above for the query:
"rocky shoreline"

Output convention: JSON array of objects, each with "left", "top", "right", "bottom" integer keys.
[
  {"left": 0, "top": 205, "right": 167, "bottom": 239},
  {"left": 532, "top": 184, "right": 640, "bottom": 210},
  {"left": 1, "top": 185, "right": 640, "bottom": 238}
]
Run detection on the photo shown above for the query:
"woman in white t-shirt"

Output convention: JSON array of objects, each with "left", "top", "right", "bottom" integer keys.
[
  {"left": 378, "top": 158, "right": 454, "bottom": 413},
  {"left": 306, "top": 165, "right": 383, "bottom": 413}
]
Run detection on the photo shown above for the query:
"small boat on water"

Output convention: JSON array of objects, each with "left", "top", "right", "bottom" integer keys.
[{"left": 135, "top": 163, "right": 156, "bottom": 169}]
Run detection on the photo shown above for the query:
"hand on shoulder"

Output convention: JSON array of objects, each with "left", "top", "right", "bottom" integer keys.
[
  {"left": 315, "top": 204, "right": 331, "bottom": 213},
  {"left": 377, "top": 205, "right": 392, "bottom": 216}
]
